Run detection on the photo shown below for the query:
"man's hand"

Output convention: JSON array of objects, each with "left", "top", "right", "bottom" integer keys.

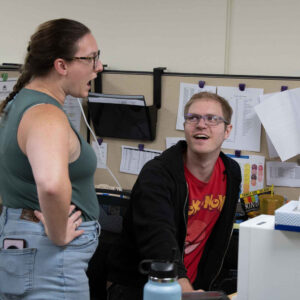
[
  {"left": 178, "top": 278, "right": 204, "bottom": 293},
  {"left": 178, "top": 278, "right": 194, "bottom": 292}
]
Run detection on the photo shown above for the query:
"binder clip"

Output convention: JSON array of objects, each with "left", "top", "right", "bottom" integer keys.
[
  {"left": 97, "top": 138, "right": 103, "bottom": 145},
  {"left": 198, "top": 80, "right": 205, "bottom": 89},
  {"left": 1, "top": 73, "right": 8, "bottom": 81},
  {"left": 281, "top": 86, "right": 288, "bottom": 92},
  {"left": 234, "top": 150, "right": 241, "bottom": 158},
  {"left": 239, "top": 83, "right": 246, "bottom": 91},
  {"left": 138, "top": 144, "right": 144, "bottom": 151}
]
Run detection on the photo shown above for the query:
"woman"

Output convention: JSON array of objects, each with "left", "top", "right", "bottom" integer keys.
[{"left": 0, "top": 18, "right": 103, "bottom": 299}]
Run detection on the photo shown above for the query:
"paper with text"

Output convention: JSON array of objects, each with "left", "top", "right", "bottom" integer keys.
[
  {"left": 217, "top": 86, "right": 263, "bottom": 152},
  {"left": 228, "top": 154, "right": 265, "bottom": 194},
  {"left": 266, "top": 161, "right": 300, "bottom": 187},
  {"left": 176, "top": 82, "right": 217, "bottom": 130},
  {"left": 265, "top": 132, "right": 279, "bottom": 159},
  {"left": 120, "top": 146, "right": 162, "bottom": 175},
  {"left": 259, "top": 92, "right": 279, "bottom": 158},
  {"left": 255, "top": 88, "right": 300, "bottom": 161},
  {"left": 63, "top": 96, "right": 82, "bottom": 132},
  {"left": 0, "top": 78, "right": 17, "bottom": 102},
  {"left": 92, "top": 141, "right": 107, "bottom": 169}
]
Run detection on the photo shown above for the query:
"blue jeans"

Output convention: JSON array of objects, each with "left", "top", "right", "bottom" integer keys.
[{"left": 0, "top": 207, "right": 100, "bottom": 300}]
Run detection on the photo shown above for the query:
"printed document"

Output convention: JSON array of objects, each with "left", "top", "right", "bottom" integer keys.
[
  {"left": 0, "top": 78, "right": 17, "bottom": 102},
  {"left": 218, "top": 86, "right": 263, "bottom": 152},
  {"left": 92, "top": 141, "right": 107, "bottom": 169},
  {"left": 259, "top": 92, "right": 279, "bottom": 158},
  {"left": 255, "top": 88, "right": 300, "bottom": 161},
  {"left": 227, "top": 154, "right": 265, "bottom": 193},
  {"left": 176, "top": 82, "right": 217, "bottom": 130},
  {"left": 120, "top": 146, "right": 162, "bottom": 175},
  {"left": 266, "top": 161, "right": 300, "bottom": 187},
  {"left": 63, "top": 96, "right": 82, "bottom": 132}
]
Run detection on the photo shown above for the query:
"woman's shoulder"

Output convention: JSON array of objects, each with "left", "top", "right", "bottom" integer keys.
[{"left": 22, "top": 102, "right": 68, "bottom": 127}]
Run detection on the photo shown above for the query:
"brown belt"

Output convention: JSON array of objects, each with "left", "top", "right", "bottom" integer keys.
[
  {"left": 0, "top": 206, "right": 39, "bottom": 223},
  {"left": 20, "top": 208, "right": 40, "bottom": 223}
]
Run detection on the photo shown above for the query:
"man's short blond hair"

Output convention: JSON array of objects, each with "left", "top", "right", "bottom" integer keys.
[{"left": 184, "top": 92, "right": 233, "bottom": 124}]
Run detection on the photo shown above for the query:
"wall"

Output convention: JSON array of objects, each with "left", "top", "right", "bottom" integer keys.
[
  {"left": 1, "top": 0, "right": 300, "bottom": 76},
  {"left": 1, "top": 1, "right": 299, "bottom": 199},
  {"left": 90, "top": 71, "right": 300, "bottom": 201}
]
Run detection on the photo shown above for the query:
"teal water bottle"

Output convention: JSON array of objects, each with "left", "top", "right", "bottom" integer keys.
[{"left": 142, "top": 261, "right": 182, "bottom": 300}]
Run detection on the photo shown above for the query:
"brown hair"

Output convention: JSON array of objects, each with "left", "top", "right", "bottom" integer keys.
[
  {"left": 0, "top": 18, "right": 90, "bottom": 114},
  {"left": 184, "top": 91, "right": 233, "bottom": 123}
]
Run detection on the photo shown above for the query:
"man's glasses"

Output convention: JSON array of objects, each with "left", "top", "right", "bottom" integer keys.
[
  {"left": 67, "top": 50, "right": 100, "bottom": 70},
  {"left": 184, "top": 113, "right": 229, "bottom": 126}
]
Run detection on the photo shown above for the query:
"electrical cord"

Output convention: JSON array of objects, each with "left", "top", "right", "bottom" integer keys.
[{"left": 77, "top": 98, "right": 122, "bottom": 190}]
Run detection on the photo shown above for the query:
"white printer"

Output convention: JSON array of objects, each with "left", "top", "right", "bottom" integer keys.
[{"left": 236, "top": 214, "right": 300, "bottom": 300}]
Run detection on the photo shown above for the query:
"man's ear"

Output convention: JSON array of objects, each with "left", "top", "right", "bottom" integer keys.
[
  {"left": 54, "top": 58, "right": 68, "bottom": 76},
  {"left": 224, "top": 124, "right": 232, "bottom": 140}
]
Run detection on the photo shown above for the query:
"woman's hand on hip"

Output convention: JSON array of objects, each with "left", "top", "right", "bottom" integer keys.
[{"left": 34, "top": 204, "right": 84, "bottom": 245}]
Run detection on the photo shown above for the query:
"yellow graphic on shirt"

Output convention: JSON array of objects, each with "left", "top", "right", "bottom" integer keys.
[{"left": 188, "top": 194, "right": 225, "bottom": 216}]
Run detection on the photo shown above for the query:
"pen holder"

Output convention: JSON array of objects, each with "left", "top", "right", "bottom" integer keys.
[{"left": 259, "top": 194, "right": 284, "bottom": 215}]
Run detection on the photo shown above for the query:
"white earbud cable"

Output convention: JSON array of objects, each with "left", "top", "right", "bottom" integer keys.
[{"left": 77, "top": 98, "right": 122, "bottom": 190}]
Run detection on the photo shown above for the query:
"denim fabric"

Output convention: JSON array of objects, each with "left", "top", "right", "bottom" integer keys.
[{"left": 0, "top": 207, "right": 100, "bottom": 300}]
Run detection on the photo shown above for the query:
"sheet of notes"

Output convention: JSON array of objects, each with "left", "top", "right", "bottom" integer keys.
[
  {"left": 63, "top": 96, "right": 82, "bottom": 132},
  {"left": 92, "top": 141, "right": 107, "bottom": 169},
  {"left": 255, "top": 88, "right": 300, "bottom": 161},
  {"left": 0, "top": 78, "right": 17, "bottom": 102},
  {"left": 120, "top": 145, "right": 162, "bottom": 175},
  {"left": 217, "top": 86, "right": 263, "bottom": 152},
  {"left": 177, "top": 83, "right": 264, "bottom": 152}
]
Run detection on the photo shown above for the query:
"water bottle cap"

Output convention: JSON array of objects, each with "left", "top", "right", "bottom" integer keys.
[{"left": 149, "top": 261, "right": 177, "bottom": 279}]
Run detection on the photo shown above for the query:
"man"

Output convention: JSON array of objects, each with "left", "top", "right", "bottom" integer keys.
[{"left": 107, "top": 92, "right": 241, "bottom": 300}]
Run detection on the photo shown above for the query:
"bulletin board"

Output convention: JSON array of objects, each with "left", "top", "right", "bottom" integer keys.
[
  {"left": 1, "top": 67, "right": 300, "bottom": 201},
  {"left": 91, "top": 70, "right": 300, "bottom": 201}
]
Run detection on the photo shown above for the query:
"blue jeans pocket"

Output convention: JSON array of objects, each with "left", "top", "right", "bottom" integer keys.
[
  {"left": 66, "top": 231, "right": 98, "bottom": 251},
  {"left": 0, "top": 248, "right": 36, "bottom": 295}
]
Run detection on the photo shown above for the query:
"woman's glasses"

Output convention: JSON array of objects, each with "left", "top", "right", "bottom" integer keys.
[{"left": 67, "top": 50, "right": 100, "bottom": 70}]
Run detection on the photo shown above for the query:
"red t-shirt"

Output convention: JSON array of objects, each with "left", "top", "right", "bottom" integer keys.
[{"left": 183, "top": 157, "right": 227, "bottom": 283}]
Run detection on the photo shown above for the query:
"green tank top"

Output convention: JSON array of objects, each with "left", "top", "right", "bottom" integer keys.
[{"left": 0, "top": 88, "right": 99, "bottom": 221}]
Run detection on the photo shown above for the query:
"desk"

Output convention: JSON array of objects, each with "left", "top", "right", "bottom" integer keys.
[{"left": 229, "top": 293, "right": 237, "bottom": 299}]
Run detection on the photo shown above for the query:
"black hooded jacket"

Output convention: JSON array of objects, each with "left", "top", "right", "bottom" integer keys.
[{"left": 107, "top": 141, "right": 241, "bottom": 290}]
